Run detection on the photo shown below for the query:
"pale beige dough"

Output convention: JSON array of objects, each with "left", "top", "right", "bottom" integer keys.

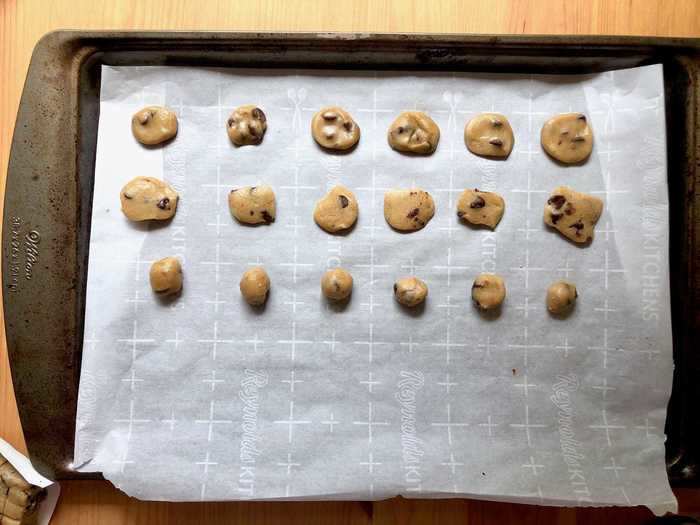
[
  {"left": 321, "top": 268, "right": 353, "bottom": 301},
  {"left": 311, "top": 107, "right": 360, "bottom": 150},
  {"left": 471, "top": 273, "right": 506, "bottom": 310},
  {"left": 464, "top": 113, "right": 514, "bottom": 158},
  {"left": 131, "top": 106, "right": 178, "bottom": 145},
  {"left": 227, "top": 105, "right": 267, "bottom": 146},
  {"left": 387, "top": 111, "right": 440, "bottom": 154},
  {"left": 541, "top": 113, "right": 593, "bottom": 164},
  {"left": 313, "top": 185, "right": 359, "bottom": 233},
  {"left": 384, "top": 189, "right": 435, "bottom": 232},
  {"left": 228, "top": 185, "right": 276, "bottom": 225},
  {"left": 149, "top": 257, "right": 183, "bottom": 295},
  {"left": 456, "top": 189, "right": 505, "bottom": 229},
  {"left": 240, "top": 267, "right": 270, "bottom": 306},
  {"left": 120, "top": 177, "right": 179, "bottom": 221},
  {"left": 394, "top": 277, "right": 428, "bottom": 307},
  {"left": 546, "top": 280, "right": 578, "bottom": 315},
  {"left": 544, "top": 186, "right": 603, "bottom": 243}
]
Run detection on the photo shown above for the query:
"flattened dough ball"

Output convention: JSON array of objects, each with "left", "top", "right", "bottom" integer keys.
[
  {"left": 314, "top": 185, "right": 359, "bottom": 233},
  {"left": 541, "top": 113, "right": 593, "bottom": 164},
  {"left": 471, "top": 273, "right": 506, "bottom": 311},
  {"left": 394, "top": 277, "right": 428, "bottom": 307},
  {"left": 457, "top": 189, "right": 505, "bottom": 229},
  {"left": 464, "top": 113, "right": 514, "bottom": 158},
  {"left": 227, "top": 105, "right": 267, "bottom": 146},
  {"left": 544, "top": 186, "right": 603, "bottom": 244},
  {"left": 384, "top": 189, "right": 435, "bottom": 232},
  {"left": 132, "top": 106, "right": 178, "bottom": 145},
  {"left": 387, "top": 111, "right": 440, "bottom": 154},
  {"left": 229, "top": 185, "right": 276, "bottom": 225},
  {"left": 311, "top": 107, "right": 360, "bottom": 150},
  {"left": 120, "top": 176, "right": 179, "bottom": 221},
  {"left": 240, "top": 267, "right": 270, "bottom": 306},
  {"left": 546, "top": 280, "right": 578, "bottom": 315},
  {"left": 149, "top": 257, "right": 183, "bottom": 295},
  {"left": 321, "top": 268, "right": 353, "bottom": 301}
]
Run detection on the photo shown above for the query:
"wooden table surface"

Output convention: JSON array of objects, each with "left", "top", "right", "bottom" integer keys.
[{"left": 1, "top": 1, "right": 699, "bottom": 523}]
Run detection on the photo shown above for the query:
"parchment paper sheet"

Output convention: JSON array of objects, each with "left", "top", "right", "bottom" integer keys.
[{"left": 75, "top": 64, "right": 675, "bottom": 513}]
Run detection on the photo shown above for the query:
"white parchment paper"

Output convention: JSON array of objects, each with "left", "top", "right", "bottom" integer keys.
[{"left": 75, "top": 64, "right": 675, "bottom": 513}]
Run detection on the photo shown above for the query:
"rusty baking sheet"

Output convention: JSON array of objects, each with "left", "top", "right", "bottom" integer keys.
[{"left": 2, "top": 31, "right": 699, "bottom": 482}]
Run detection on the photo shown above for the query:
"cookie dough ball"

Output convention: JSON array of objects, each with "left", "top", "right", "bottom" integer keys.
[
  {"left": 321, "top": 268, "right": 353, "bottom": 301},
  {"left": 471, "top": 273, "right": 506, "bottom": 311},
  {"left": 464, "top": 113, "right": 514, "bottom": 158},
  {"left": 149, "top": 257, "right": 183, "bottom": 295},
  {"left": 229, "top": 185, "right": 276, "bottom": 225},
  {"left": 311, "top": 107, "right": 360, "bottom": 150},
  {"left": 227, "top": 105, "right": 267, "bottom": 146},
  {"left": 541, "top": 113, "right": 593, "bottom": 164},
  {"left": 546, "top": 280, "right": 578, "bottom": 315},
  {"left": 384, "top": 189, "right": 435, "bottom": 232},
  {"left": 544, "top": 186, "right": 603, "bottom": 244},
  {"left": 457, "top": 189, "right": 505, "bottom": 229},
  {"left": 313, "top": 185, "right": 359, "bottom": 233},
  {"left": 131, "top": 106, "right": 178, "bottom": 145},
  {"left": 120, "top": 176, "right": 179, "bottom": 221},
  {"left": 387, "top": 111, "right": 440, "bottom": 154},
  {"left": 240, "top": 267, "right": 270, "bottom": 306},
  {"left": 394, "top": 277, "right": 428, "bottom": 307}
]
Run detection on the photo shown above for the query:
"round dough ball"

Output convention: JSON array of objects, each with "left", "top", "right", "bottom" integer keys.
[
  {"left": 321, "top": 268, "right": 353, "bottom": 301},
  {"left": 131, "top": 106, "right": 178, "bottom": 145},
  {"left": 313, "top": 185, "right": 359, "bottom": 233},
  {"left": 384, "top": 189, "right": 435, "bottom": 232},
  {"left": 387, "top": 111, "right": 440, "bottom": 154},
  {"left": 120, "top": 176, "right": 179, "bottom": 221},
  {"left": 240, "top": 267, "right": 270, "bottom": 306},
  {"left": 149, "top": 257, "right": 183, "bottom": 295},
  {"left": 471, "top": 273, "right": 506, "bottom": 311},
  {"left": 546, "top": 280, "right": 578, "bottom": 315},
  {"left": 228, "top": 185, "right": 276, "bottom": 225},
  {"left": 394, "top": 277, "right": 428, "bottom": 307},
  {"left": 457, "top": 189, "right": 505, "bottom": 229},
  {"left": 227, "top": 105, "right": 267, "bottom": 146},
  {"left": 311, "top": 107, "right": 360, "bottom": 150},
  {"left": 464, "top": 113, "right": 514, "bottom": 158},
  {"left": 541, "top": 113, "right": 593, "bottom": 164}
]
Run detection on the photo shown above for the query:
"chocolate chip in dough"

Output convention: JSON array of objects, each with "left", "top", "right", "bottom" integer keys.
[
  {"left": 149, "top": 257, "right": 183, "bottom": 296},
  {"left": 131, "top": 106, "right": 178, "bottom": 145},
  {"left": 384, "top": 189, "right": 435, "bottom": 232},
  {"left": 227, "top": 105, "right": 267, "bottom": 146},
  {"left": 471, "top": 273, "right": 506, "bottom": 311},
  {"left": 311, "top": 107, "right": 360, "bottom": 150},
  {"left": 387, "top": 111, "right": 440, "bottom": 154},
  {"left": 313, "top": 185, "right": 359, "bottom": 233},
  {"left": 240, "top": 267, "right": 270, "bottom": 306},
  {"left": 393, "top": 277, "right": 428, "bottom": 307},
  {"left": 541, "top": 113, "right": 593, "bottom": 164},
  {"left": 543, "top": 186, "right": 603, "bottom": 244},
  {"left": 228, "top": 185, "right": 276, "bottom": 225},
  {"left": 456, "top": 189, "right": 505, "bottom": 229},
  {"left": 546, "top": 280, "right": 578, "bottom": 316},
  {"left": 464, "top": 113, "right": 514, "bottom": 158},
  {"left": 120, "top": 177, "right": 179, "bottom": 221},
  {"left": 321, "top": 268, "right": 353, "bottom": 301}
]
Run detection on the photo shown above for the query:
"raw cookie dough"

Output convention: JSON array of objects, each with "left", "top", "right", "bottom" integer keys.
[
  {"left": 457, "top": 189, "right": 505, "bottom": 229},
  {"left": 471, "top": 273, "right": 506, "bottom": 310},
  {"left": 394, "top": 277, "right": 428, "bottom": 307},
  {"left": 120, "top": 176, "right": 179, "bottom": 221},
  {"left": 311, "top": 107, "right": 360, "bottom": 150},
  {"left": 131, "top": 106, "right": 178, "bottom": 145},
  {"left": 384, "top": 189, "right": 435, "bottom": 232},
  {"left": 240, "top": 267, "right": 270, "bottom": 306},
  {"left": 541, "top": 113, "right": 593, "bottom": 164},
  {"left": 149, "top": 257, "right": 183, "bottom": 295},
  {"left": 313, "top": 185, "right": 359, "bottom": 233},
  {"left": 546, "top": 280, "right": 578, "bottom": 315},
  {"left": 387, "top": 111, "right": 440, "bottom": 154},
  {"left": 321, "top": 268, "right": 353, "bottom": 301},
  {"left": 228, "top": 185, "right": 276, "bottom": 225},
  {"left": 227, "top": 105, "right": 267, "bottom": 146},
  {"left": 464, "top": 113, "right": 514, "bottom": 158},
  {"left": 544, "top": 186, "right": 603, "bottom": 243}
]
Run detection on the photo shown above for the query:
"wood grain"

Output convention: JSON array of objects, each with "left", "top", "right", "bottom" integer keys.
[{"left": 1, "top": 0, "right": 699, "bottom": 523}]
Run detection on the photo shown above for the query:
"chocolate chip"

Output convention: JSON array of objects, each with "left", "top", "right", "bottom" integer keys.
[
  {"left": 470, "top": 196, "right": 486, "bottom": 209},
  {"left": 548, "top": 195, "right": 566, "bottom": 209},
  {"left": 488, "top": 138, "right": 503, "bottom": 147},
  {"left": 250, "top": 210, "right": 254, "bottom": 216},
  {"left": 252, "top": 108, "right": 266, "bottom": 122},
  {"left": 397, "top": 126, "right": 405, "bottom": 134},
  {"left": 407, "top": 208, "right": 420, "bottom": 219},
  {"left": 564, "top": 203, "right": 575, "bottom": 215},
  {"left": 457, "top": 211, "right": 465, "bottom": 218},
  {"left": 577, "top": 114, "right": 587, "bottom": 121},
  {"left": 472, "top": 282, "right": 484, "bottom": 289},
  {"left": 492, "top": 119, "right": 502, "bottom": 127},
  {"left": 572, "top": 136, "right": 586, "bottom": 142},
  {"left": 227, "top": 118, "right": 235, "bottom": 127},
  {"left": 393, "top": 283, "right": 398, "bottom": 293},
  {"left": 569, "top": 220, "right": 584, "bottom": 235},
  {"left": 410, "top": 191, "right": 416, "bottom": 196},
  {"left": 123, "top": 193, "right": 133, "bottom": 200},
  {"left": 338, "top": 195, "right": 349, "bottom": 208},
  {"left": 343, "top": 121, "right": 353, "bottom": 132},
  {"left": 156, "top": 197, "right": 170, "bottom": 210},
  {"left": 261, "top": 210, "right": 274, "bottom": 223},
  {"left": 551, "top": 213, "right": 562, "bottom": 224},
  {"left": 231, "top": 189, "right": 238, "bottom": 193}
]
